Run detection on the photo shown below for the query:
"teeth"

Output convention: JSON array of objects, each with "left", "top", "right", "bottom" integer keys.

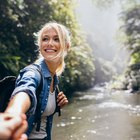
[{"left": 45, "top": 49, "right": 56, "bottom": 52}]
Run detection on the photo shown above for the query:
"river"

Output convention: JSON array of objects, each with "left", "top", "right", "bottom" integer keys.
[{"left": 52, "top": 85, "right": 140, "bottom": 140}]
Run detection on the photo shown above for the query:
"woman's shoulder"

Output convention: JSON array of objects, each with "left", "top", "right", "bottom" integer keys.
[
  {"left": 35, "top": 59, "right": 51, "bottom": 78},
  {"left": 17, "top": 64, "right": 41, "bottom": 82}
]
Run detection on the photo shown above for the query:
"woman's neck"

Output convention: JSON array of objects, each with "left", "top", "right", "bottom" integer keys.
[{"left": 45, "top": 60, "right": 59, "bottom": 76}]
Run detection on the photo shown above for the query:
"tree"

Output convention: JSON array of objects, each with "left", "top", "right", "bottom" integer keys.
[
  {"left": 121, "top": 5, "right": 140, "bottom": 64},
  {"left": 118, "top": 2, "right": 140, "bottom": 91},
  {"left": 0, "top": 0, "right": 95, "bottom": 93}
]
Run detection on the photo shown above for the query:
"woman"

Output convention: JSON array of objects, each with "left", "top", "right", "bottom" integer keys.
[{"left": 5, "top": 22, "right": 70, "bottom": 140}]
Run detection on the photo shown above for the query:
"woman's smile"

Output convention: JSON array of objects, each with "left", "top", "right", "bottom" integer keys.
[{"left": 44, "top": 48, "right": 57, "bottom": 53}]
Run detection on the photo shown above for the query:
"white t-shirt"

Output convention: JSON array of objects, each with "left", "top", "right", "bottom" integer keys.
[{"left": 28, "top": 91, "right": 56, "bottom": 139}]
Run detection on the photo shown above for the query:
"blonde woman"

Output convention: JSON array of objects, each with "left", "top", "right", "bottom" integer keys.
[{"left": 5, "top": 22, "right": 70, "bottom": 140}]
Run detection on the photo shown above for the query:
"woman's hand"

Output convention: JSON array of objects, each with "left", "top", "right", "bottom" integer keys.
[{"left": 57, "top": 92, "right": 68, "bottom": 108}]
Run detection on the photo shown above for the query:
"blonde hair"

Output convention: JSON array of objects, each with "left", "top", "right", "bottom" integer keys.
[{"left": 35, "top": 22, "right": 71, "bottom": 76}]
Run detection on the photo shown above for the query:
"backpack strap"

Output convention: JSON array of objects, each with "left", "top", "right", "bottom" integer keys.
[{"left": 55, "top": 85, "right": 61, "bottom": 116}]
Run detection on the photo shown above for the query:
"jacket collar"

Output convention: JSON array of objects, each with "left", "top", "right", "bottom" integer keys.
[{"left": 36, "top": 58, "right": 59, "bottom": 84}]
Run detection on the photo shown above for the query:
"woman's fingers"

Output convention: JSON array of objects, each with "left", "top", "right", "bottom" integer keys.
[
  {"left": 58, "top": 98, "right": 68, "bottom": 108},
  {"left": 57, "top": 92, "right": 68, "bottom": 108}
]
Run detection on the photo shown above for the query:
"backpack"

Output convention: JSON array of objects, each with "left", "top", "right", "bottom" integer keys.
[
  {"left": 0, "top": 76, "right": 17, "bottom": 112},
  {"left": 0, "top": 64, "right": 43, "bottom": 113}
]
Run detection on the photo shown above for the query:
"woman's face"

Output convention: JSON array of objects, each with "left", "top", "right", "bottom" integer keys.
[{"left": 40, "top": 27, "right": 61, "bottom": 62}]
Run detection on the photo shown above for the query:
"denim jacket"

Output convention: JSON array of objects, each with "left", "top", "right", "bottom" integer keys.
[{"left": 12, "top": 58, "right": 60, "bottom": 140}]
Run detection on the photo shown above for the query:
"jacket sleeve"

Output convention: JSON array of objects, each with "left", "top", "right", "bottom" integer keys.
[{"left": 11, "top": 68, "right": 41, "bottom": 115}]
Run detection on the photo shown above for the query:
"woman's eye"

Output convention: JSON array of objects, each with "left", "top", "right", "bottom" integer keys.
[
  {"left": 42, "top": 38, "right": 49, "bottom": 41},
  {"left": 54, "top": 38, "right": 59, "bottom": 42}
]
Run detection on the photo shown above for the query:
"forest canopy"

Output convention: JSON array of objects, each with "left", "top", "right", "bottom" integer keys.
[{"left": 0, "top": 0, "right": 95, "bottom": 94}]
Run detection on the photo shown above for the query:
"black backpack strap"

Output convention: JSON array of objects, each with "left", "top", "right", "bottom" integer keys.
[{"left": 55, "top": 85, "right": 61, "bottom": 116}]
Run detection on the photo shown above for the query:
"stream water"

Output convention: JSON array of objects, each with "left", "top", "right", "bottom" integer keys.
[{"left": 52, "top": 85, "right": 140, "bottom": 140}]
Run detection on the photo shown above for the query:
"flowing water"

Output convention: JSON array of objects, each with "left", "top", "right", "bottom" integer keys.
[{"left": 52, "top": 85, "right": 140, "bottom": 140}]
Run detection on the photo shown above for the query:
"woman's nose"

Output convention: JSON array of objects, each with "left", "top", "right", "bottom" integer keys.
[{"left": 48, "top": 39, "right": 53, "bottom": 46}]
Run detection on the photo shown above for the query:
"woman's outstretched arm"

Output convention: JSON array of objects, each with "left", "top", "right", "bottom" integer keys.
[{"left": 5, "top": 92, "right": 31, "bottom": 114}]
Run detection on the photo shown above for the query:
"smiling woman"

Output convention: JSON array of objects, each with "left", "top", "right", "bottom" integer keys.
[{"left": 5, "top": 21, "right": 71, "bottom": 140}]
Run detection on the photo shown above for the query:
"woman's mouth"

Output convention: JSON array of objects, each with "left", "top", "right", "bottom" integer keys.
[{"left": 45, "top": 49, "right": 57, "bottom": 52}]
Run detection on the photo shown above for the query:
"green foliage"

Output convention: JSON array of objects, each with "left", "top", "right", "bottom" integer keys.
[
  {"left": 130, "top": 52, "right": 140, "bottom": 64},
  {"left": 0, "top": 0, "right": 95, "bottom": 92},
  {"left": 119, "top": 1, "right": 140, "bottom": 91},
  {"left": 60, "top": 45, "right": 95, "bottom": 94},
  {"left": 0, "top": 0, "right": 52, "bottom": 77},
  {"left": 121, "top": 4, "right": 140, "bottom": 64}
]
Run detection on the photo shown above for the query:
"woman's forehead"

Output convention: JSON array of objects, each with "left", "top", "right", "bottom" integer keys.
[{"left": 42, "top": 27, "right": 58, "bottom": 36}]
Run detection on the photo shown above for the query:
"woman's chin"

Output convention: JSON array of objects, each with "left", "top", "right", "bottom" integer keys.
[{"left": 45, "top": 57, "right": 58, "bottom": 63}]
